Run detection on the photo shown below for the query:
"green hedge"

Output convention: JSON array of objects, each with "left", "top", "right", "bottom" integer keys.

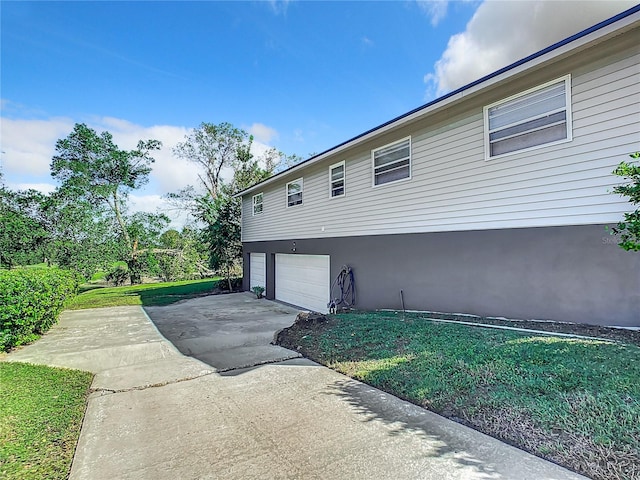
[{"left": 0, "top": 268, "right": 79, "bottom": 351}]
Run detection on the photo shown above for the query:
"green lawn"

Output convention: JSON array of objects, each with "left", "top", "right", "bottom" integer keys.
[
  {"left": 279, "top": 311, "right": 640, "bottom": 480},
  {"left": 0, "top": 362, "right": 94, "bottom": 480},
  {"left": 68, "top": 277, "right": 222, "bottom": 309}
]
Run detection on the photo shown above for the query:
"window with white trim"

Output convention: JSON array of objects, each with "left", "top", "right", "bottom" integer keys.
[
  {"left": 329, "top": 161, "right": 345, "bottom": 198},
  {"left": 286, "top": 178, "right": 303, "bottom": 207},
  {"left": 252, "top": 193, "right": 263, "bottom": 215},
  {"left": 372, "top": 137, "right": 411, "bottom": 186},
  {"left": 484, "top": 75, "right": 572, "bottom": 159}
]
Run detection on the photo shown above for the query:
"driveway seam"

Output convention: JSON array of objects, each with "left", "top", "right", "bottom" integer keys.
[
  {"left": 215, "top": 352, "right": 303, "bottom": 372},
  {"left": 90, "top": 370, "right": 217, "bottom": 396}
]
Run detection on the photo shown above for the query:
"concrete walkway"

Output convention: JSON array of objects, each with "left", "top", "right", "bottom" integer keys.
[{"left": 6, "top": 294, "right": 587, "bottom": 480}]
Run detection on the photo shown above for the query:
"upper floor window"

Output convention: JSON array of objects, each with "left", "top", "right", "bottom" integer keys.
[
  {"left": 252, "top": 193, "right": 263, "bottom": 215},
  {"left": 330, "top": 161, "right": 345, "bottom": 198},
  {"left": 372, "top": 137, "right": 411, "bottom": 186},
  {"left": 484, "top": 75, "right": 572, "bottom": 159},
  {"left": 286, "top": 178, "right": 303, "bottom": 207}
]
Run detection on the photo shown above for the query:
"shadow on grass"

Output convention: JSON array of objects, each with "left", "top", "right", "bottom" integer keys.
[
  {"left": 136, "top": 282, "right": 224, "bottom": 306},
  {"left": 325, "top": 377, "right": 504, "bottom": 478},
  {"left": 277, "top": 314, "right": 640, "bottom": 480},
  {"left": 70, "top": 279, "right": 228, "bottom": 309}
]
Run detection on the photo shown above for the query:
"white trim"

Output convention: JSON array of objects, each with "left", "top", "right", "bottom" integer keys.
[
  {"left": 484, "top": 75, "right": 573, "bottom": 160},
  {"left": 286, "top": 178, "right": 304, "bottom": 207},
  {"left": 329, "top": 161, "right": 346, "bottom": 199},
  {"left": 371, "top": 136, "right": 412, "bottom": 187},
  {"left": 252, "top": 192, "right": 264, "bottom": 216}
]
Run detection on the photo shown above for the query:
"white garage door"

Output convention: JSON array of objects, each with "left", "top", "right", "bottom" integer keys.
[
  {"left": 250, "top": 253, "right": 266, "bottom": 290},
  {"left": 275, "top": 254, "right": 330, "bottom": 313}
]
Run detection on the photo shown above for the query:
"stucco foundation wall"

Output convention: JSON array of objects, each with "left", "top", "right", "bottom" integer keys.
[{"left": 242, "top": 225, "right": 640, "bottom": 327}]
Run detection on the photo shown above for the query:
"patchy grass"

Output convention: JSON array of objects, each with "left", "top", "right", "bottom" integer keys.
[
  {"left": 67, "top": 278, "right": 222, "bottom": 309},
  {"left": 276, "top": 311, "right": 640, "bottom": 480},
  {"left": 0, "top": 362, "right": 93, "bottom": 479}
]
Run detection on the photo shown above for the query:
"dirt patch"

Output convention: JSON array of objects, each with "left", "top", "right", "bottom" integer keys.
[{"left": 416, "top": 311, "right": 640, "bottom": 346}]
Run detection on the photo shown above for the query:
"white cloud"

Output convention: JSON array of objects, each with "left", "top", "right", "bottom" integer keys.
[
  {"left": 0, "top": 114, "right": 199, "bottom": 196},
  {"left": 268, "top": 0, "right": 291, "bottom": 15},
  {"left": 93, "top": 117, "right": 196, "bottom": 194},
  {"left": 0, "top": 112, "right": 285, "bottom": 228},
  {"left": 424, "top": 0, "right": 637, "bottom": 97},
  {"left": 0, "top": 116, "right": 75, "bottom": 176},
  {"left": 416, "top": 0, "right": 450, "bottom": 26},
  {"left": 248, "top": 122, "right": 279, "bottom": 143},
  {"left": 10, "top": 182, "right": 56, "bottom": 194},
  {"left": 128, "top": 193, "right": 166, "bottom": 215}
]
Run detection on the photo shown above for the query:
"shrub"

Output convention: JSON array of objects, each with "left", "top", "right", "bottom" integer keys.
[
  {"left": 218, "top": 276, "right": 243, "bottom": 292},
  {"left": 251, "top": 285, "right": 265, "bottom": 298},
  {"left": 0, "top": 267, "right": 79, "bottom": 351},
  {"left": 105, "top": 264, "right": 129, "bottom": 286},
  {"left": 611, "top": 152, "right": 640, "bottom": 251}
]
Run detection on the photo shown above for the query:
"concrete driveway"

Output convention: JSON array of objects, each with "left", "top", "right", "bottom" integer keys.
[
  {"left": 145, "top": 293, "right": 302, "bottom": 371},
  {"left": 5, "top": 293, "right": 587, "bottom": 480}
]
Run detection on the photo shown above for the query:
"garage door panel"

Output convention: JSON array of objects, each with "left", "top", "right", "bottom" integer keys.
[
  {"left": 250, "top": 253, "right": 266, "bottom": 290},
  {"left": 275, "top": 254, "right": 330, "bottom": 313}
]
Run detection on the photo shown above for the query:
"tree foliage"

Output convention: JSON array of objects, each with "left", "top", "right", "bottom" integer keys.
[
  {"left": 41, "top": 190, "right": 117, "bottom": 278},
  {"left": 204, "top": 197, "right": 242, "bottom": 291},
  {"left": 0, "top": 188, "right": 48, "bottom": 268},
  {"left": 50, "top": 123, "right": 164, "bottom": 282},
  {"left": 611, "top": 152, "right": 640, "bottom": 251},
  {"left": 168, "top": 122, "right": 280, "bottom": 288},
  {"left": 173, "top": 122, "right": 248, "bottom": 199}
]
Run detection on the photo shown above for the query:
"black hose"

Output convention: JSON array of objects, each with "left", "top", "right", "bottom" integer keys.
[{"left": 328, "top": 265, "right": 356, "bottom": 313}]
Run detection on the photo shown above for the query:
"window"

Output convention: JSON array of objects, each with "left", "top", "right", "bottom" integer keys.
[
  {"left": 329, "top": 161, "right": 345, "bottom": 198},
  {"left": 484, "top": 75, "right": 572, "bottom": 159},
  {"left": 372, "top": 137, "right": 411, "bottom": 186},
  {"left": 286, "top": 178, "right": 303, "bottom": 207},
  {"left": 252, "top": 193, "right": 263, "bottom": 215}
]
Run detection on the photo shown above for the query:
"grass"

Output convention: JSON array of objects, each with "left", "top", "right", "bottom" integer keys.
[
  {"left": 278, "top": 311, "right": 640, "bottom": 480},
  {"left": 67, "top": 277, "right": 222, "bottom": 310},
  {"left": 0, "top": 362, "right": 94, "bottom": 480}
]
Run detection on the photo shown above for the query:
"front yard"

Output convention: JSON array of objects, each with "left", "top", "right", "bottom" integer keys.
[
  {"left": 276, "top": 311, "right": 640, "bottom": 480},
  {"left": 0, "top": 362, "right": 93, "bottom": 479}
]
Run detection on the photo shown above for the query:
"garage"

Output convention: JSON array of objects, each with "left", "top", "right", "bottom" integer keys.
[
  {"left": 249, "top": 253, "right": 266, "bottom": 290},
  {"left": 275, "top": 254, "right": 330, "bottom": 313}
]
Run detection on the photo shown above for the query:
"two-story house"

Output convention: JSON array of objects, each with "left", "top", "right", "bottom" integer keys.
[{"left": 236, "top": 6, "right": 640, "bottom": 327}]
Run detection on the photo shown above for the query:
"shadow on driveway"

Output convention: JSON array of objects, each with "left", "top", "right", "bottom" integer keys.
[{"left": 144, "top": 292, "right": 303, "bottom": 372}]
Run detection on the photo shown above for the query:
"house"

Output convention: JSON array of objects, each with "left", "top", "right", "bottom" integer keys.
[{"left": 236, "top": 6, "right": 640, "bottom": 327}]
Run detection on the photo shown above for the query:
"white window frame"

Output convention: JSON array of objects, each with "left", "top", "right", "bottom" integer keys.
[
  {"left": 329, "top": 161, "right": 346, "bottom": 198},
  {"left": 286, "top": 178, "right": 303, "bottom": 207},
  {"left": 371, "top": 136, "right": 412, "bottom": 187},
  {"left": 252, "top": 192, "right": 263, "bottom": 216},
  {"left": 483, "top": 75, "right": 572, "bottom": 160}
]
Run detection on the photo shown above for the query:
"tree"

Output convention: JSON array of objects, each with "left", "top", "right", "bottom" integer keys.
[
  {"left": 168, "top": 122, "right": 280, "bottom": 288},
  {"left": 50, "top": 123, "right": 162, "bottom": 283},
  {"left": 611, "top": 152, "right": 640, "bottom": 251},
  {"left": 204, "top": 196, "right": 242, "bottom": 291},
  {"left": 153, "top": 228, "right": 210, "bottom": 282},
  {"left": 173, "top": 122, "right": 249, "bottom": 199},
  {"left": 41, "top": 191, "right": 118, "bottom": 279},
  {"left": 124, "top": 212, "right": 170, "bottom": 283},
  {"left": 274, "top": 152, "right": 308, "bottom": 173},
  {"left": 0, "top": 187, "right": 48, "bottom": 268}
]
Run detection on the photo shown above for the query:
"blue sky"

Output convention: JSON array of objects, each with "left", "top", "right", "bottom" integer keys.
[{"left": 1, "top": 0, "right": 635, "bottom": 223}]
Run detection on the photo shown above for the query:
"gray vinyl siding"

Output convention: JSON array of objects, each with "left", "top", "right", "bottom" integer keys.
[{"left": 242, "top": 40, "right": 639, "bottom": 243}]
